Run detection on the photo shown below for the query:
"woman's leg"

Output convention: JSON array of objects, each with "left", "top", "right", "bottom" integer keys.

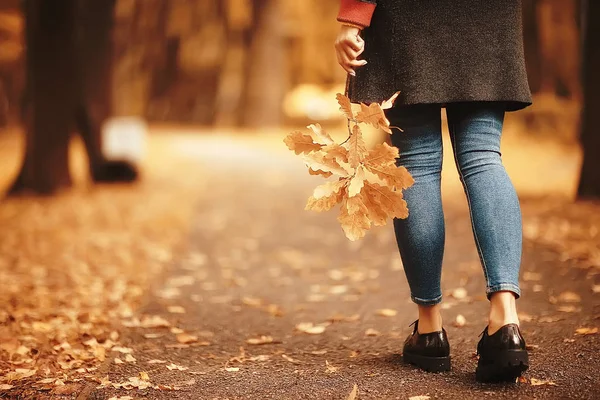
[
  {"left": 446, "top": 103, "right": 521, "bottom": 334},
  {"left": 388, "top": 104, "right": 445, "bottom": 333}
]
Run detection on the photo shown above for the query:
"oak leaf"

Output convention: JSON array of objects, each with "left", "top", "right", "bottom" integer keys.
[
  {"left": 284, "top": 92, "right": 412, "bottom": 241},
  {"left": 284, "top": 131, "right": 322, "bottom": 155},
  {"left": 337, "top": 93, "right": 354, "bottom": 119},
  {"left": 356, "top": 103, "right": 392, "bottom": 134}
]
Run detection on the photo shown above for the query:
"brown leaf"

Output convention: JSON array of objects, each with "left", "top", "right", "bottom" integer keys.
[
  {"left": 166, "top": 363, "right": 188, "bottom": 371},
  {"left": 365, "top": 328, "right": 380, "bottom": 337},
  {"left": 284, "top": 131, "right": 322, "bottom": 155},
  {"left": 296, "top": 322, "right": 327, "bottom": 335},
  {"left": 282, "top": 354, "right": 302, "bottom": 364},
  {"left": 557, "top": 305, "right": 580, "bottom": 313},
  {"left": 325, "top": 360, "right": 339, "bottom": 373},
  {"left": 348, "top": 125, "right": 369, "bottom": 168},
  {"left": 176, "top": 333, "right": 199, "bottom": 344},
  {"left": 167, "top": 306, "right": 186, "bottom": 314},
  {"left": 306, "top": 180, "right": 346, "bottom": 212},
  {"left": 454, "top": 314, "right": 467, "bottom": 327},
  {"left": 339, "top": 197, "right": 371, "bottom": 241},
  {"left": 356, "top": 103, "right": 392, "bottom": 133},
  {"left": 246, "top": 336, "right": 274, "bottom": 345},
  {"left": 225, "top": 367, "right": 240, "bottom": 372},
  {"left": 380, "top": 91, "right": 401, "bottom": 110},
  {"left": 140, "top": 315, "right": 171, "bottom": 328},
  {"left": 557, "top": 291, "right": 581, "bottom": 303},
  {"left": 346, "top": 383, "right": 359, "bottom": 400},
  {"left": 530, "top": 378, "right": 558, "bottom": 386},
  {"left": 408, "top": 396, "right": 431, "bottom": 400},
  {"left": 575, "top": 327, "right": 598, "bottom": 335},
  {"left": 139, "top": 371, "right": 150, "bottom": 381},
  {"left": 124, "top": 354, "right": 136, "bottom": 363},
  {"left": 337, "top": 93, "right": 354, "bottom": 120},
  {"left": 303, "top": 151, "right": 352, "bottom": 178},
  {"left": 307, "top": 124, "right": 335, "bottom": 146},
  {"left": 348, "top": 165, "right": 366, "bottom": 197},
  {"left": 0, "top": 384, "right": 14, "bottom": 390},
  {"left": 375, "top": 309, "right": 397, "bottom": 317},
  {"left": 451, "top": 288, "right": 468, "bottom": 300}
]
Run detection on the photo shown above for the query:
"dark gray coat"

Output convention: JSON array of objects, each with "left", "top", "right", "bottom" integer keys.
[{"left": 348, "top": 0, "right": 532, "bottom": 111}]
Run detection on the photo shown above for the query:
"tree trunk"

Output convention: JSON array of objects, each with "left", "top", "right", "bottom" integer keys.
[
  {"left": 10, "top": 0, "right": 78, "bottom": 194},
  {"left": 577, "top": 0, "right": 600, "bottom": 199}
]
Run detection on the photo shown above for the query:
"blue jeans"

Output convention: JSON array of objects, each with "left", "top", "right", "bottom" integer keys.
[{"left": 387, "top": 103, "right": 522, "bottom": 306}]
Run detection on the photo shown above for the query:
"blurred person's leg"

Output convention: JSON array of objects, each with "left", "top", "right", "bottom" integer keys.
[
  {"left": 388, "top": 104, "right": 445, "bottom": 334},
  {"left": 446, "top": 103, "right": 521, "bottom": 333}
]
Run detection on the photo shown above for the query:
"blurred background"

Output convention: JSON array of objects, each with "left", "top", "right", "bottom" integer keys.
[
  {"left": 0, "top": 1, "right": 598, "bottom": 398},
  {"left": 0, "top": 0, "right": 596, "bottom": 194}
]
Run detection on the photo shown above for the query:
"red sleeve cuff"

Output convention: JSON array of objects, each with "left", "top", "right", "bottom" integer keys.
[{"left": 337, "top": 0, "right": 376, "bottom": 28}]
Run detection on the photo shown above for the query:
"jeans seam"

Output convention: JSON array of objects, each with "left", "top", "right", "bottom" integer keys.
[
  {"left": 411, "top": 293, "right": 443, "bottom": 305},
  {"left": 449, "top": 116, "right": 491, "bottom": 291}
]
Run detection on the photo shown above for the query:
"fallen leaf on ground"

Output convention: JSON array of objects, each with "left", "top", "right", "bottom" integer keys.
[
  {"left": 0, "top": 384, "right": 14, "bottom": 390},
  {"left": 249, "top": 355, "right": 271, "bottom": 362},
  {"left": 539, "top": 316, "right": 562, "bottom": 323},
  {"left": 282, "top": 354, "right": 301, "bottom": 364},
  {"left": 325, "top": 360, "right": 339, "bottom": 373},
  {"left": 166, "top": 363, "right": 188, "bottom": 371},
  {"left": 167, "top": 306, "right": 186, "bottom": 314},
  {"left": 375, "top": 308, "right": 397, "bottom": 317},
  {"left": 365, "top": 328, "right": 381, "bottom": 337},
  {"left": 147, "top": 359, "right": 167, "bottom": 364},
  {"left": 408, "top": 395, "right": 431, "bottom": 400},
  {"left": 530, "top": 378, "right": 558, "bottom": 386},
  {"left": 176, "top": 333, "right": 199, "bottom": 344},
  {"left": 246, "top": 336, "right": 274, "bottom": 345},
  {"left": 114, "top": 357, "right": 124, "bottom": 364},
  {"left": 139, "top": 371, "right": 150, "bottom": 381},
  {"left": 346, "top": 383, "right": 358, "bottom": 400},
  {"left": 170, "top": 327, "right": 184, "bottom": 334},
  {"left": 242, "top": 296, "right": 263, "bottom": 307},
  {"left": 108, "top": 397, "right": 133, "bottom": 400},
  {"left": 311, "top": 350, "right": 328, "bottom": 355},
  {"left": 225, "top": 367, "right": 239, "bottom": 372},
  {"left": 523, "top": 271, "right": 542, "bottom": 281},
  {"left": 451, "top": 288, "right": 468, "bottom": 299},
  {"left": 526, "top": 344, "right": 540, "bottom": 351},
  {"left": 564, "top": 338, "right": 575, "bottom": 343},
  {"left": 144, "top": 333, "right": 164, "bottom": 339},
  {"left": 575, "top": 327, "right": 598, "bottom": 335},
  {"left": 557, "top": 305, "right": 580, "bottom": 313},
  {"left": 140, "top": 315, "right": 171, "bottom": 328},
  {"left": 518, "top": 313, "right": 534, "bottom": 322},
  {"left": 593, "top": 285, "right": 600, "bottom": 294},
  {"left": 454, "top": 314, "right": 466, "bottom": 327},
  {"left": 296, "top": 322, "right": 327, "bottom": 335},
  {"left": 558, "top": 291, "right": 581, "bottom": 303}
]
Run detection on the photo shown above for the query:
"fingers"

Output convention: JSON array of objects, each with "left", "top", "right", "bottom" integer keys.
[
  {"left": 337, "top": 51, "right": 368, "bottom": 76},
  {"left": 335, "top": 31, "right": 367, "bottom": 76}
]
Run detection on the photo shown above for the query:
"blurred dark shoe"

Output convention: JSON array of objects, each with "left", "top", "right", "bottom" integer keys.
[
  {"left": 92, "top": 160, "right": 139, "bottom": 183},
  {"left": 476, "top": 323, "right": 529, "bottom": 383},
  {"left": 402, "top": 320, "right": 451, "bottom": 372}
]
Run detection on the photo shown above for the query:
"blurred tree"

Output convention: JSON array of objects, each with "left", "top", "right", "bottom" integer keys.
[
  {"left": 577, "top": 0, "right": 600, "bottom": 199},
  {"left": 10, "top": 0, "right": 136, "bottom": 195}
]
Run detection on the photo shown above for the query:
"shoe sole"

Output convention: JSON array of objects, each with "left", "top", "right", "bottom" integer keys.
[
  {"left": 476, "top": 349, "right": 529, "bottom": 383},
  {"left": 403, "top": 352, "right": 451, "bottom": 373}
]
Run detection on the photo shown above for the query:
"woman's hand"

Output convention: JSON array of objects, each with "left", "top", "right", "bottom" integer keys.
[{"left": 335, "top": 25, "right": 367, "bottom": 76}]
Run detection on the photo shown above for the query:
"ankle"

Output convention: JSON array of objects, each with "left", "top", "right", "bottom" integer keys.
[
  {"left": 417, "top": 304, "right": 443, "bottom": 333},
  {"left": 488, "top": 291, "right": 519, "bottom": 334}
]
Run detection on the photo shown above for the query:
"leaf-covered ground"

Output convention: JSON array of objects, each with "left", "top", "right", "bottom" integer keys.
[{"left": 0, "top": 123, "right": 598, "bottom": 399}]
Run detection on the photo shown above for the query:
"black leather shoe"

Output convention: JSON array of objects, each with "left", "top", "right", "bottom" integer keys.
[
  {"left": 476, "top": 324, "right": 529, "bottom": 383},
  {"left": 402, "top": 320, "right": 451, "bottom": 372}
]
